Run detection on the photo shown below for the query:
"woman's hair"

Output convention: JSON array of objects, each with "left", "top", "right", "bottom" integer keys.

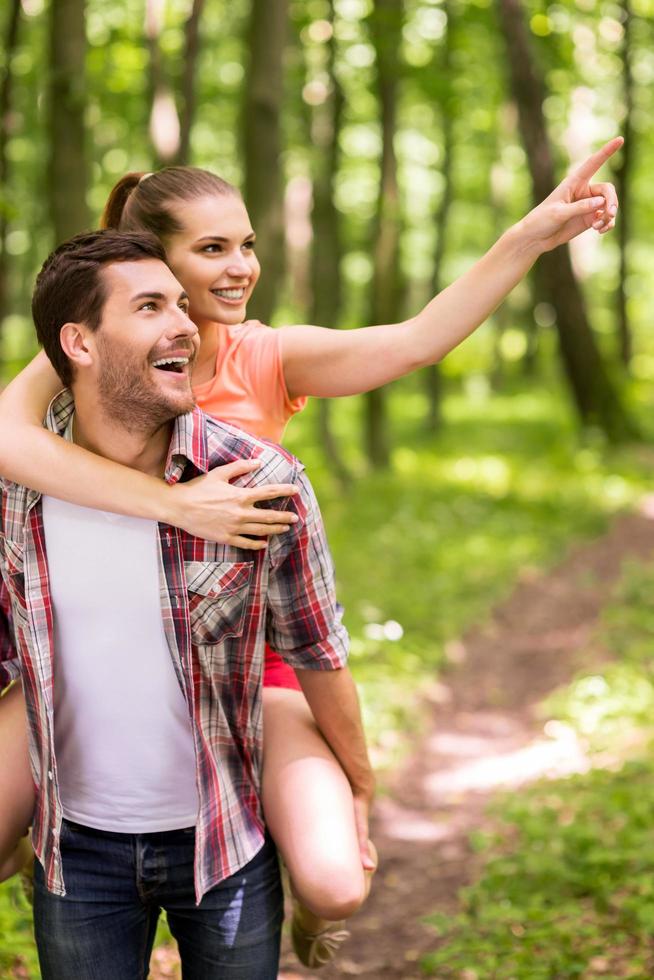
[{"left": 100, "top": 168, "right": 240, "bottom": 242}]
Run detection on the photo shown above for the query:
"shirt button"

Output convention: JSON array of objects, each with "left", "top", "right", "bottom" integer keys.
[{"left": 47, "top": 770, "right": 54, "bottom": 780}]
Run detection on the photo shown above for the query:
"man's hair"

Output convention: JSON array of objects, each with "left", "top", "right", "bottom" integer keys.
[{"left": 32, "top": 229, "right": 167, "bottom": 386}]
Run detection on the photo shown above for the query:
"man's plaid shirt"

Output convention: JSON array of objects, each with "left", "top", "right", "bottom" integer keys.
[{"left": 0, "top": 390, "right": 348, "bottom": 902}]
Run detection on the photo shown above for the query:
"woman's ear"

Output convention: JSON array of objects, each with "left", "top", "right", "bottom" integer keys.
[{"left": 59, "top": 322, "right": 94, "bottom": 370}]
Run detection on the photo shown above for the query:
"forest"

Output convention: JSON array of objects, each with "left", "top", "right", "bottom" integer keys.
[{"left": 2, "top": 0, "right": 654, "bottom": 977}]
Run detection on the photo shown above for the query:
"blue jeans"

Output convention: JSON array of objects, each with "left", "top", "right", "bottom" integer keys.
[{"left": 33, "top": 820, "right": 283, "bottom": 980}]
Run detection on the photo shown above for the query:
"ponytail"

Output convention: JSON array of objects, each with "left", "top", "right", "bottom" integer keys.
[
  {"left": 100, "top": 166, "right": 241, "bottom": 244},
  {"left": 100, "top": 173, "right": 144, "bottom": 229}
]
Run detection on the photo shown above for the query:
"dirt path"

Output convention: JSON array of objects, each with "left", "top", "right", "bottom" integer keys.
[{"left": 276, "top": 510, "right": 654, "bottom": 980}]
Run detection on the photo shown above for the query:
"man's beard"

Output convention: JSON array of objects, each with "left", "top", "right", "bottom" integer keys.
[{"left": 96, "top": 336, "right": 196, "bottom": 434}]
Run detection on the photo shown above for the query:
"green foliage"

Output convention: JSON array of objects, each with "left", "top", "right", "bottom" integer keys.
[
  {"left": 421, "top": 557, "right": 654, "bottom": 979},
  {"left": 543, "top": 559, "right": 654, "bottom": 754},
  {"left": 0, "top": 879, "right": 38, "bottom": 978},
  {"left": 423, "top": 761, "right": 654, "bottom": 979}
]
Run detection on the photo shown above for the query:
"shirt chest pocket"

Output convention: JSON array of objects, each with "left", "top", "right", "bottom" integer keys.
[{"left": 184, "top": 560, "right": 253, "bottom": 646}]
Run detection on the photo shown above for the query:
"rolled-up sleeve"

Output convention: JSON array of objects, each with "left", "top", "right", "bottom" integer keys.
[{"left": 266, "top": 467, "right": 349, "bottom": 670}]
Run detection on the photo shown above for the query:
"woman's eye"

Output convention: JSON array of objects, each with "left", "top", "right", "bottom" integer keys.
[
  {"left": 202, "top": 244, "right": 222, "bottom": 254},
  {"left": 242, "top": 240, "right": 256, "bottom": 251}
]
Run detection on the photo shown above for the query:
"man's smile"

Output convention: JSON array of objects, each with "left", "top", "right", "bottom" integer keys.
[{"left": 151, "top": 355, "right": 191, "bottom": 374}]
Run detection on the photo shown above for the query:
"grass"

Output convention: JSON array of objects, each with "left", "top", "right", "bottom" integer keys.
[
  {"left": 421, "top": 559, "right": 654, "bottom": 979},
  {"left": 2, "top": 377, "right": 654, "bottom": 976},
  {"left": 0, "top": 880, "right": 36, "bottom": 978}
]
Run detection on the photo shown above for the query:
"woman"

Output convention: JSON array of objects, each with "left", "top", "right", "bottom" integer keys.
[{"left": 0, "top": 138, "right": 620, "bottom": 967}]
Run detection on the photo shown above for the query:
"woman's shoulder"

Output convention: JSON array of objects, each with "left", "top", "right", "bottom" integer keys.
[
  {"left": 230, "top": 318, "right": 274, "bottom": 340},
  {"left": 223, "top": 319, "right": 280, "bottom": 361}
]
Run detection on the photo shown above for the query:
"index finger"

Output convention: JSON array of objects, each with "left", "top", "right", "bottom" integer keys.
[
  {"left": 248, "top": 483, "right": 299, "bottom": 504},
  {"left": 570, "top": 137, "right": 624, "bottom": 182}
]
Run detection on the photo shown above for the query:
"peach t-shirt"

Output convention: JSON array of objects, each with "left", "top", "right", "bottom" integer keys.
[{"left": 192, "top": 320, "right": 307, "bottom": 443}]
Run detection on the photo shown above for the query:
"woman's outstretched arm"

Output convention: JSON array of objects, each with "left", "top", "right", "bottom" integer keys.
[
  {"left": 281, "top": 137, "right": 622, "bottom": 400},
  {"left": 0, "top": 352, "right": 298, "bottom": 548}
]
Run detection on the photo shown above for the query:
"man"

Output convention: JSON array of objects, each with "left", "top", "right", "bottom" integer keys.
[{"left": 0, "top": 230, "right": 373, "bottom": 978}]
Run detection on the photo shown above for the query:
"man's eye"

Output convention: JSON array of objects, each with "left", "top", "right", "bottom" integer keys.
[
  {"left": 179, "top": 303, "right": 190, "bottom": 314},
  {"left": 140, "top": 302, "right": 156, "bottom": 311}
]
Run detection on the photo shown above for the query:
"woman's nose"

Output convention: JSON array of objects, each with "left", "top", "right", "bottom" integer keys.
[{"left": 225, "top": 250, "right": 251, "bottom": 276}]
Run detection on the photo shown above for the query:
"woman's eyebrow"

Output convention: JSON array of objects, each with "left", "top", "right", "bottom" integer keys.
[{"left": 194, "top": 233, "right": 256, "bottom": 244}]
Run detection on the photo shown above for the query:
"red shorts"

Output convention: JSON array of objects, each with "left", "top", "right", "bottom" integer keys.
[{"left": 263, "top": 643, "right": 302, "bottom": 691}]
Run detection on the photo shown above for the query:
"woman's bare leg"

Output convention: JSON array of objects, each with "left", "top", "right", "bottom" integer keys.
[
  {"left": 262, "top": 687, "right": 372, "bottom": 921},
  {"left": 0, "top": 682, "right": 35, "bottom": 881}
]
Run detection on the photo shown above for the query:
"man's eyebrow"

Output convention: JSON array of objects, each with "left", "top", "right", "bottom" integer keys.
[
  {"left": 130, "top": 291, "right": 189, "bottom": 303},
  {"left": 131, "top": 291, "right": 166, "bottom": 303}
]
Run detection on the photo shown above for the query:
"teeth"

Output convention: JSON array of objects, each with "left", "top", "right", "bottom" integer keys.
[
  {"left": 152, "top": 357, "right": 189, "bottom": 367},
  {"left": 213, "top": 288, "right": 245, "bottom": 300}
]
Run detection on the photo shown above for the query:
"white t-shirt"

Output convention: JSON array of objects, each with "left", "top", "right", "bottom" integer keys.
[{"left": 41, "top": 489, "right": 199, "bottom": 833}]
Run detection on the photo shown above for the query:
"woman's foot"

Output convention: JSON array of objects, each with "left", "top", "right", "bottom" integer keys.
[{"left": 291, "top": 904, "right": 351, "bottom": 969}]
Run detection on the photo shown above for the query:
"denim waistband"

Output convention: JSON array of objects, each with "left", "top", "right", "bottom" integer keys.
[{"left": 62, "top": 818, "right": 196, "bottom": 842}]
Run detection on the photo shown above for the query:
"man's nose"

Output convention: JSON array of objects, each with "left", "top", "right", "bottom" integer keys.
[{"left": 169, "top": 305, "right": 198, "bottom": 338}]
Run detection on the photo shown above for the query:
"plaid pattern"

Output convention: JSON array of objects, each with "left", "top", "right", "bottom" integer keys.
[{"left": 0, "top": 390, "right": 348, "bottom": 902}]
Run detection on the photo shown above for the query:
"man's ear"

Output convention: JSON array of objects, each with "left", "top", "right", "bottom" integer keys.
[{"left": 59, "top": 322, "right": 95, "bottom": 370}]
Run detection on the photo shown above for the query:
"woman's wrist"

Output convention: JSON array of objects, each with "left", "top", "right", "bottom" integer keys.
[
  {"left": 154, "top": 479, "right": 184, "bottom": 528},
  {"left": 497, "top": 220, "right": 544, "bottom": 267}
]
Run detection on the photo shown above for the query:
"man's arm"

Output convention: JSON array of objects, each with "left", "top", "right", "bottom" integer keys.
[
  {"left": 266, "top": 466, "right": 375, "bottom": 863},
  {"left": 295, "top": 667, "right": 375, "bottom": 868}
]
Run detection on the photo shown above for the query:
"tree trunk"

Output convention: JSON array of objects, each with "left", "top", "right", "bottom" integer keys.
[
  {"left": 175, "top": 0, "right": 206, "bottom": 165},
  {"left": 242, "top": 0, "right": 288, "bottom": 324},
  {"left": 365, "top": 0, "right": 404, "bottom": 468},
  {"left": 145, "top": 0, "right": 181, "bottom": 165},
  {"left": 309, "top": 9, "right": 350, "bottom": 485},
  {"left": 49, "top": 0, "right": 89, "bottom": 243},
  {"left": 521, "top": 269, "right": 540, "bottom": 376},
  {"left": 424, "top": 0, "right": 454, "bottom": 432},
  {"left": 615, "top": 0, "right": 633, "bottom": 367},
  {"left": 496, "top": 0, "right": 635, "bottom": 442},
  {"left": 0, "top": 0, "right": 21, "bottom": 326}
]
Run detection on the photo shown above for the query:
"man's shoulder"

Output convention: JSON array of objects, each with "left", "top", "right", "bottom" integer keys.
[{"left": 201, "top": 411, "right": 302, "bottom": 487}]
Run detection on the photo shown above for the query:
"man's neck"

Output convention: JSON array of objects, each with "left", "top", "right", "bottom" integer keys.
[{"left": 71, "top": 389, "right": 171, "bottom": 478}]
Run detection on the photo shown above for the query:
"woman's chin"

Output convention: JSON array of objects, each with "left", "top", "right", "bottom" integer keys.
[{"left": 197, "top": 302, "right": 248, "bottom": 326}]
